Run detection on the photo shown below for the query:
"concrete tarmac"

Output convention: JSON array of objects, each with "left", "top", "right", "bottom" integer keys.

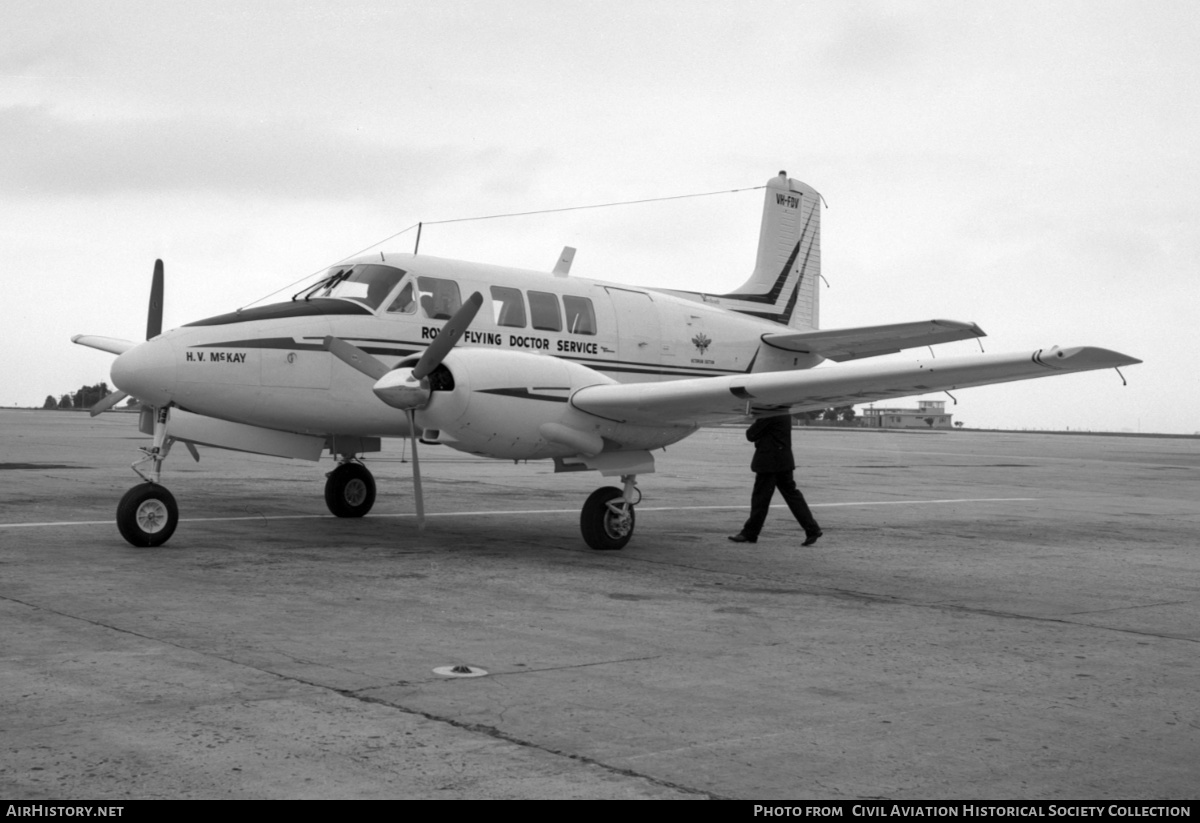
[{"left": 2, "top": 409, "right": 1198, "bottom": 800}]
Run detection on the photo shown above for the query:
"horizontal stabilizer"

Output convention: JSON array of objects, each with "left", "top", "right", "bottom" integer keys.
[
  {"left": 571, "top": 346, "right": 1141, "bottom": 427},
  {"left": 761, "top": 319, "right": 985, "bottom": 362},
  {"left": 71, "top": 335, "right": 136, "bottom": 356}
]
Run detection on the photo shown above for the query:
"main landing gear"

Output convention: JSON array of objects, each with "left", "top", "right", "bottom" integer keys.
[
  {"left": 580, "top": 474, "right": 640, "bottom": 551},
  {"left": 324, "top": 461, "right": 376, "bottom": 518}
]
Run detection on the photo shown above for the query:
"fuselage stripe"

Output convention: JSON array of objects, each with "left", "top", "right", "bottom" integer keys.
[
  {"left": 476, "top": 388, "right": 570, "bottom": 402},
  {"left": 188, "top": 337, "right": 747, "bottom": 378}
]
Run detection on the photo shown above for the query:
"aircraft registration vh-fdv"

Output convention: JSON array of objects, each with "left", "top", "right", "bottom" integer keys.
[{"left": 74, "top": 171, "right": 1141, "bottom": 550}]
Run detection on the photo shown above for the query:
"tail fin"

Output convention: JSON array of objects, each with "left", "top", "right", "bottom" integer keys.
[{"left": 722, "top": 172, "right": 821, "bottom": 330}]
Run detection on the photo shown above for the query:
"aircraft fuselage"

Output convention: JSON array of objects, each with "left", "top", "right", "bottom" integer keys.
[{"left": 113, "top": 253, "right": 810, "bottom": 448}]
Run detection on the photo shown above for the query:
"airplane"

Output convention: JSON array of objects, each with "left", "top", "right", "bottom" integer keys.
[{"left": 73, "top": 171, "right": 1141, "bottom": 550}]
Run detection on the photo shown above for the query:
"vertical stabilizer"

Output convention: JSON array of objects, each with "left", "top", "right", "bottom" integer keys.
[{"left": 722, "top": 172, "right": 821, "bottom": 330}]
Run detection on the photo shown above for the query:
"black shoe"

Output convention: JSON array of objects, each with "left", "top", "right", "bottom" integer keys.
[
  {"left": 802, "top": 530, "right": 823, "bottom": 546},
  {"left": 728, "top": 533, "right": 757, "bottom": 544}
]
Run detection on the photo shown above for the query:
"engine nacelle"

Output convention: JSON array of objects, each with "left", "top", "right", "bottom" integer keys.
[{"left": 416, "top": 348, "right": 694, "bottom": 460}]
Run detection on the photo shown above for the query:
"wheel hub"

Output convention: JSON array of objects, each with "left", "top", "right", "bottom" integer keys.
[
  {"left": 135, "top": 499, "right": 169, "bottom": 533},
  {"left": 344, "top": 478, "right": 367, "bottom": 506},
  {"left": 604, "top": 504, "right": 633, "bottom": 539}
]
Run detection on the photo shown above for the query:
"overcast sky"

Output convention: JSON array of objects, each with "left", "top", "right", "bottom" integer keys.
[{"left": 4, "top": 1, "right": 1197, "bottom": 433}]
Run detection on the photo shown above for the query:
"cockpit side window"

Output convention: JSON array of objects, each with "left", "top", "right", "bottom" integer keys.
[
  {"left": 417, "top": 276, "right": 462, "bottom": 320},
  {"left": 490, "top": 286, "right": 526, "bottom": 328},
  {"left": 528, "top": 291, "right": 562, "bottom": 332},
  {"left": 563, "top": 296, "right": 596, "bottom": 335},
  {"left": 386, "top": 280, "right": 416, "bottom": 314},
  {"left": 315, "top": 264, "right": 405, "bottom": 310}
]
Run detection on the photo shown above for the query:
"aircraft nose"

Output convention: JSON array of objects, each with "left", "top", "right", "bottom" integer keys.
[{"left": 111, "top": 336, "right": 178, "bottom": 407}]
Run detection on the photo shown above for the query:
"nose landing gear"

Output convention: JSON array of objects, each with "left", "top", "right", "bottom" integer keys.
[{"left": 116, "top": 406, "right": 181, "bottom": 547}]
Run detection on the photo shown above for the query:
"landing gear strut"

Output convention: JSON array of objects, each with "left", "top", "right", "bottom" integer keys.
[
  {"left": 117, "top": 405, "right": 180, "bottom": 547},
  {"left": 325, "top": 461, "right": 376, "bottom": 518},
  {"left": 580, "top": 474, "right": 639, "bottom": 551}
]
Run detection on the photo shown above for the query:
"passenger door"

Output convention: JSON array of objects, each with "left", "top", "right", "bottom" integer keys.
[{"left": 605, "top": 287, "right": 662, "bottom": 375}]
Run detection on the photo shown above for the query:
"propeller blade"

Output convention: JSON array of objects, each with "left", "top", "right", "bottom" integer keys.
[
  {"left": 89, "top": 390, "right": 130, "bottom": 417},
  {"left": 411, "top": 292, "right": 483, "bottom": 380},
  {"left": 406, "top": 409, "right": 425, "bottom": 531},
  {"left": 323, "top": 336, "right": 391, "bottom": 381},
  {"left": 146, "top": 259, "right": 164, "bottom": 340},
  {"left": 72, "top": 335, "right": 136, "bottom": 355}
]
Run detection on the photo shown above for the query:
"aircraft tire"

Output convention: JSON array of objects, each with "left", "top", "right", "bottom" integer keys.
[
  {"left": 325, "top": 463, "right": 376, "bottom": 518},
  {"left": 116, "top": 483, "right": 179, "bottom": 547},
  {"left": 581, "top": 486, "right": 634, "bottom": 551}
]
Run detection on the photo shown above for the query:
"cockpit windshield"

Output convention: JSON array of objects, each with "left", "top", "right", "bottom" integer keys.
[{"left": 300, "top": 264, "right": 406, "bottom": 310}]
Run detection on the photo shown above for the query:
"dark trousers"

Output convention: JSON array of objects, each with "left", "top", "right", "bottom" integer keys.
[{"left": 742, "top": 471, "right": 820, "bottom": 538}]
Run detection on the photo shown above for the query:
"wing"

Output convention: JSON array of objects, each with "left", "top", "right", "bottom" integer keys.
[
  {"left": 760, "top": 319, "right": 985, "bottom": 362},
  {"left": 571, "top": 345, "right": 1141, "bottom": 426}
]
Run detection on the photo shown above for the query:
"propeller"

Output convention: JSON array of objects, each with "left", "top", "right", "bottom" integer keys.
[
  {"left": 323, "top": 291, "right": 483, "bottom": 531},
  {"left": 85, "top": 259, "right": 165, "bottom": 416},
  {"left": 146, "top": 258, "right": 164, "bottom": 340},
  {"left": 323, "top": 336, "right": 389, "bottom": 381},
  {"left": 90, "top": 388, "right": 132, "bottom": 416},
  {"left": 406, "top": 409, "right": 424, "bottom": 528}
]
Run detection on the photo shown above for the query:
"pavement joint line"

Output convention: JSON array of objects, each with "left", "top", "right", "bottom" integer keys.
[
  {"left": 337, "top": 689, "right": 723, "bottom": 799},
  {"left": 441, "top": 654, "right": 665, "bottom": 678},
  {"left": 1066, "top": 599, "right": 1195, "bottom": 616},
  {"left": 619, "top": 693, "right": 997, "bottom": 762},
  {"left": 0, "top": 497, "right": 1039, "bottom": 529},
  {"left": 0, "top": 590, "right": 717, "bottom": 798},
  {"left": 931, "top": 601, "right": 1200, "bottom": 644}
]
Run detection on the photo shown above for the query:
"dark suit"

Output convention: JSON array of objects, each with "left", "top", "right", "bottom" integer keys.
[{"left": 741, "top": 415, "right": 820, "bottom": 539}]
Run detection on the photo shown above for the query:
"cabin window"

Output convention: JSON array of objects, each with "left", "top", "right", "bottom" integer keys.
[
  {"left": 417, "top": 277, "right": 462, "bottom": 320},
  {"left": 528, "top": 291, "right": 562, "bottom": 332},
  {"left": 314, "top": 264, "right": 405, "bottom": 310},
  {"left": 563, "top": 296, "right": 596, "bottom": 335},
  {"left": 386, "top": 280, "right": 416, "bottom": 314},
  {"left": 490, "top": 286, "right": 526, "bottom": 328}
]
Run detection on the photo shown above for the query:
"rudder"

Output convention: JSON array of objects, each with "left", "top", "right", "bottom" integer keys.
[{"left": 721, "top": 171, "right": 821, "bottom": 330}]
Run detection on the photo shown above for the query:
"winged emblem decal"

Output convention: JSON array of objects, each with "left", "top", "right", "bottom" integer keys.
[{"left": 691, "top": 332, "right": 712, "bottom": 355}]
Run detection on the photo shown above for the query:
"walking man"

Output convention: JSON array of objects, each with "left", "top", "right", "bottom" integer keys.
[{"left": 729, "top": 414, "right": 823, "bottom": 546}]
